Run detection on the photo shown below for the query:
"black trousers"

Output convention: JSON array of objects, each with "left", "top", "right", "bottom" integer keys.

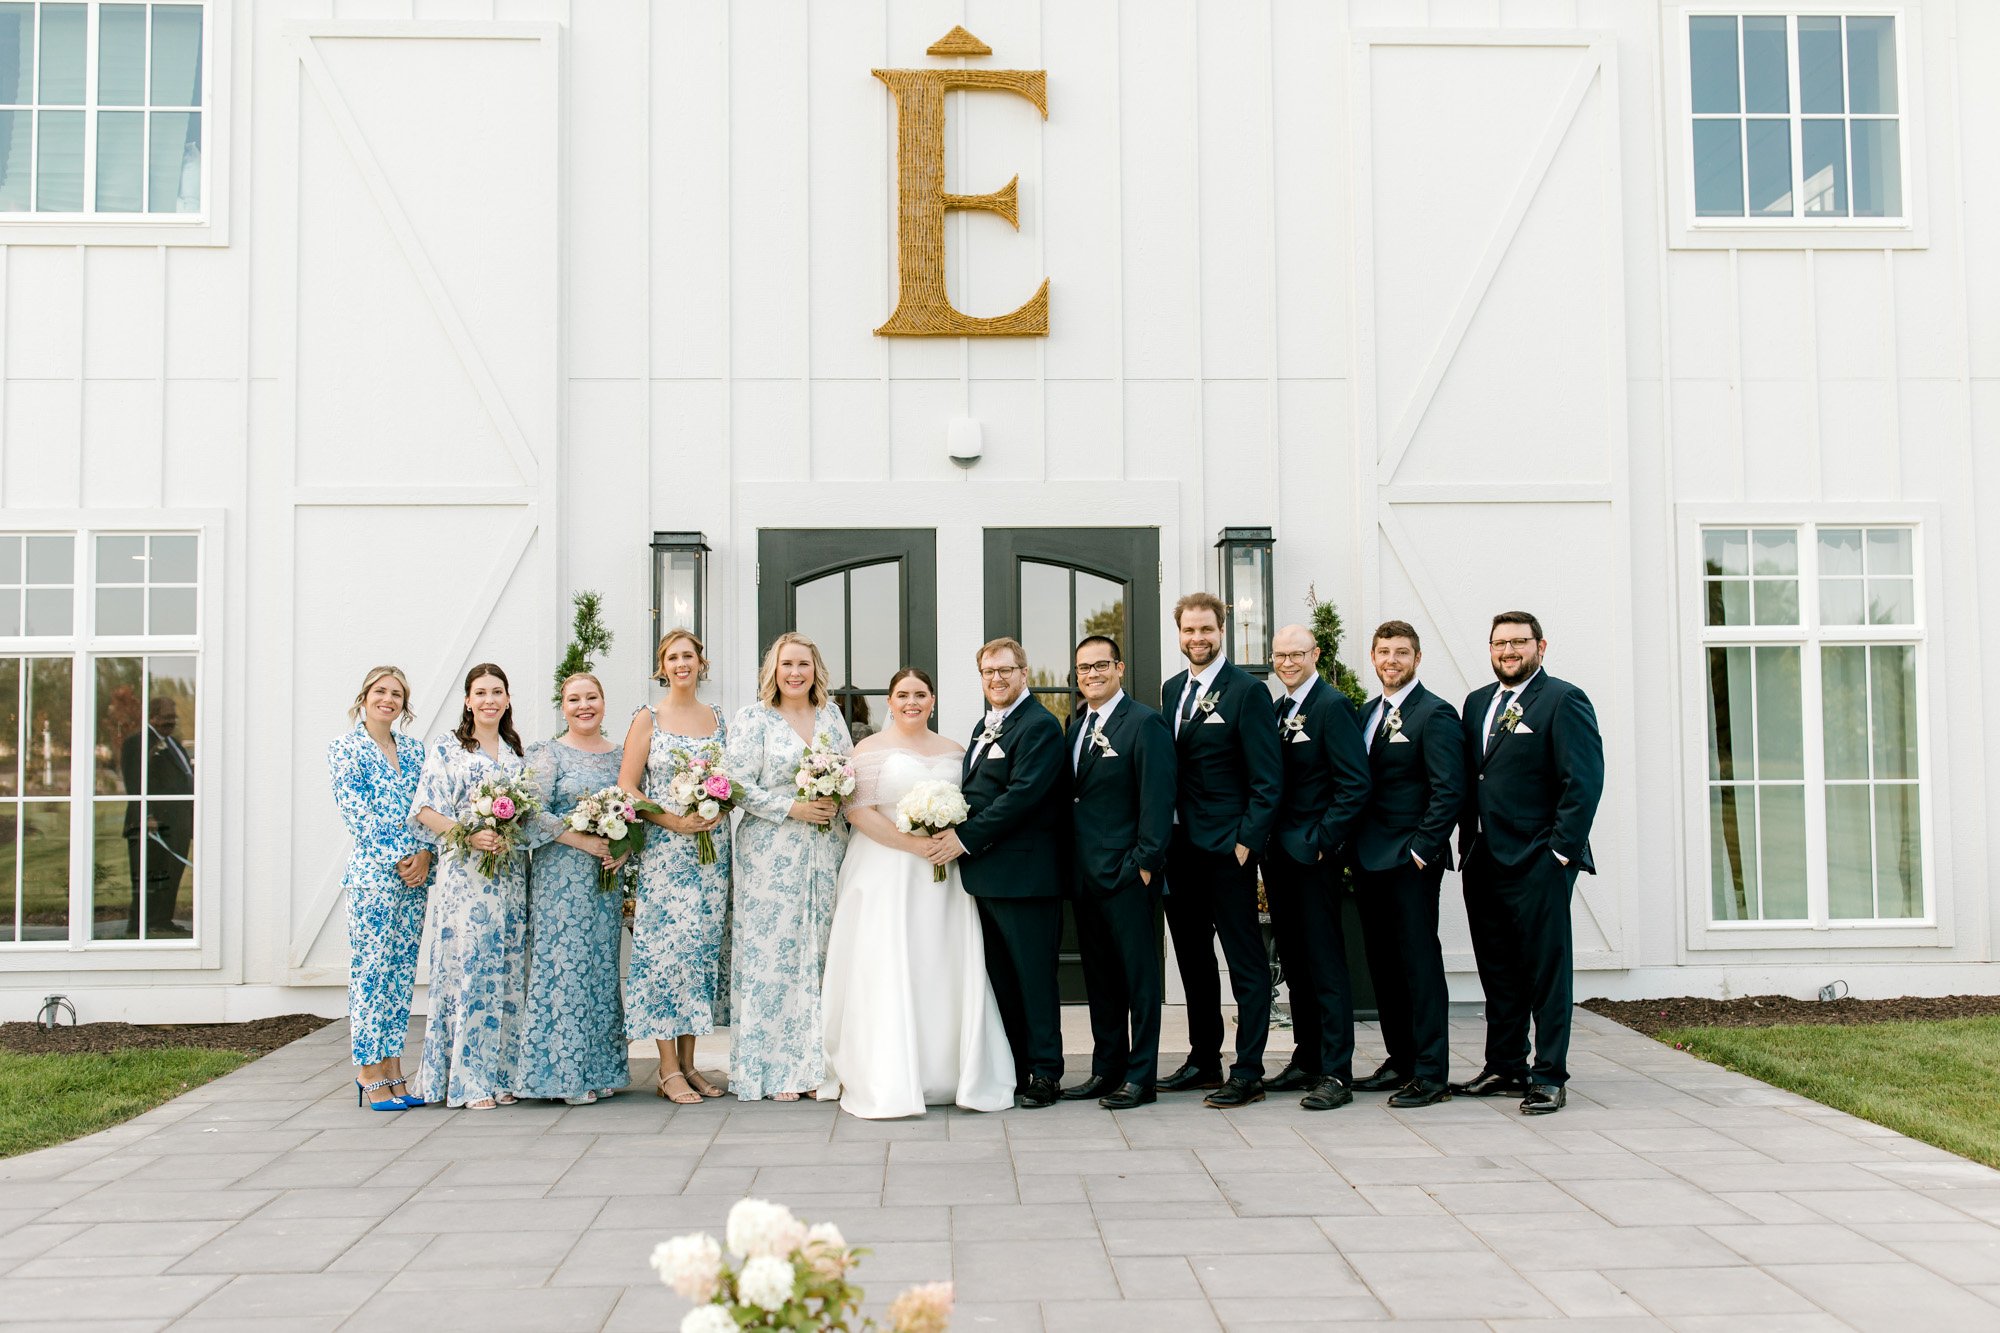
[
  {"left": 974, "top": 895, "right": 1066, "bottom": 1084},
  {"left": 1354, "top": 857, "right": 1450, "bottom": 1083},
  {"left": 1163, "top": 832, "right": 1270, "bottom": 1080},
  {"left": 1262, "top": 846, "right": 1354, "bottom": 1084},
  {"left": 1461, "top": 842, "right": 1580, "bottom": 1086},
  {"left": 125, "top": 834, "right": 188, "bottom": 936},
  {"left": 1073, "top": 881, "right": 1163, "bottom": 1087}
]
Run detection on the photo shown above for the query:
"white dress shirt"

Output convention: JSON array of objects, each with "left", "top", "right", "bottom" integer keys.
[
  {"left": 1174, "top": 656, "right": 1228, "bottom": 737},
  {"left": 971, "top": 689, "right": 1032, "bottom": 767}
]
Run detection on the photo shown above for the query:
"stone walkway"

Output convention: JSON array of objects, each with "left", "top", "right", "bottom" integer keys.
[{"left": 3, "top": 1006, "right": 1999, "bottom": 1330}]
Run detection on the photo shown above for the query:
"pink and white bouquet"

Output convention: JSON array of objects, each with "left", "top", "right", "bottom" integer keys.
[
  {"left": 663, "top": 742, "right": 736, "bottom": 865},
  {"left": 445, "top": 772, "right": 540, "bottom": 879},
  {"left": 794, "top": 731, "right": 856, "bottom": 832},
  {"left": 894, "top": 780, "right": 969, "bottom": 882},
  {"left": 652, "top": 1197, "right": 953, "bottom": 1333},
  {"left": 568, "top": 785, "right": 663, "bottom": 893}
]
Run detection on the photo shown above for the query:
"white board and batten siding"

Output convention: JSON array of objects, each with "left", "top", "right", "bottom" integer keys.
[{"left": 0, "top": 0, "right": 1994, "bottom": 1017}]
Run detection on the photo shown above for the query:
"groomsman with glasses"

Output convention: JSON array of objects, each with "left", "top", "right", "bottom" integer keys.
[
  {"left": 1158, "top": 592, "right": 1284, "bottom": 1108},
  {"left": 1061, "top": 635, "right": 1176, "bottom": 1110},
  {"left": 1262, "top": 624, "right": 1372, "bottom": 1111},
  {"left": 1348, "top": 620, "right": 1465, "bottom": 1109},
  {"left": 1455, "top": 612, "right": 1604, "bottom": 1116}
]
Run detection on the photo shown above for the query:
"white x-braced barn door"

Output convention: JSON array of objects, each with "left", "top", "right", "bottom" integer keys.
[
  {"left": 282, "top": 23, "right": 562, "bottom": 984},
  {"left": 1352, "top": 30, "right": 1635, "bottom": 970}
]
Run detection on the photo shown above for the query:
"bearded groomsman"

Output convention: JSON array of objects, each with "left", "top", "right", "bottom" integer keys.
[
  {"left": 936, "top": 637, "right": 1069, "bottom": 1109},
  {"left": 1061, "top": 635, "right": 1176, "bottom": 1110},
  {"left": 1160, "top": 592, "right": 1284, "bottom": 1108},
  {"left": 1456, "top": 612, "right": 1604, "bottom": 1115},
  {"left": 1349, "top": 620, "right": 1465, "bottom": 1109},
  {"left": 1263, "top": 624, "right": 1372, "bottom": 1112}
]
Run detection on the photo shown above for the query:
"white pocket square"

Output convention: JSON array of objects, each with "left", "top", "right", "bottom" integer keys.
[
  {"left": 1289, "top": 731, "right": 1311, "bottom": 744},
  {"left": 1201, "top": 712, "right": 1226, "bottom": 725},
  {"left": 1511, "top": 724, "right": 1534, "bottom": 736},
  {"left": 986, "top": 744, "right": 1007, "bottom": 758},
  {"left": 1388, "top": 732, "right": 1412, "bottom": 744}
]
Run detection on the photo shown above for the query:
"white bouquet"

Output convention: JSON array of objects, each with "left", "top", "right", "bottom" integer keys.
[
  {"left": 894, "top": 779, "right": 969, "bottom": 882},
  {"left": 794, "top": 732, "right": 857, "bottom": 833}
]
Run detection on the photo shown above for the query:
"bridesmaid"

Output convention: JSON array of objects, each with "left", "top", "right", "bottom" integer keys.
[
  {"left": 619, "top": 629, "right": 730, "bottom": 1105},
  {"left": 328, "top": 665, "right": 432, "bottom": 1111},
  {"left": 724, "top": 632, "right": 850, "bottom": 1102},
  {"left": 409, "top": 663, "right": 531, "bottom": 1109},
  {"left": 517, "top": 672, "right": 631, "bottom": 1105}
]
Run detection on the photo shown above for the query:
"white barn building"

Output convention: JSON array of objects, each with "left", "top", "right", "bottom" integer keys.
[{"left": 0, "top": 0, "right": 1994, "bottom": 1022}]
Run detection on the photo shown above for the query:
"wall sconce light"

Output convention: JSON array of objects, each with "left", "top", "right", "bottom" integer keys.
[
  {"left": 651, "top": 532, "right": 710, "bottom": 651},
  {"left": 1215, "top": 526, "right": 1275, "bottom": 675}
]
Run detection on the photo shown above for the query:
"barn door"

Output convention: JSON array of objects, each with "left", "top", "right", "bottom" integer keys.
[
  {"left": 1352, "top": 31, "right": 1634, "bottom": 970},
  {"left": 282, "top": 23, "right": 562, "bottom": 984}
]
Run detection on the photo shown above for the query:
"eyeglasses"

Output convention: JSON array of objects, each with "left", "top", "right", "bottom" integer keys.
[
  {"left": 977, "top": 666, "right": 1022, "bottom": 680},
  {"left": 1489, "top": 636, "right": 1538, "bottom": 651},
  {"left": 1074, "top": 660, "right": 1118, "bottom": 676},
  {"left": 1271, "top": 651, "right": 1313, "bottom": 664}
]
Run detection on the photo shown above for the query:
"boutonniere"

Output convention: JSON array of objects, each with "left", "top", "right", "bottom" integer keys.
[
  {"left": 1385, "top": 706, "right": 1411, "bottom": 743},
  {"left": 1088, "top": 727, "right": 1118, "bottom": 759},
  {"left": 1195, "top": 696, "right": 1225, "bottom": 724},
  {"left": 976, "top": 721, "right": 1003, "bottom": 747},
  {"left": 1280, "top": 715, "right": 1310, "bottom": 743},
  {"left": 1499, "top": 702, "right": 1524, "bottom": 734}
]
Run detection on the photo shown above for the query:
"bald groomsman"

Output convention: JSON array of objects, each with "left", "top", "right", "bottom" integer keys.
[
  {"left": 1349, "top": 620, "right": 1464, "bottom": 1108},
  {"left": 1456, "top": 611, "right": 1604, "bottom": 1115}
]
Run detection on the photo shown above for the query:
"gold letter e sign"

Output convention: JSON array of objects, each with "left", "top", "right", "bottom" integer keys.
[{"left": 873, "top": 28, "right": 1049, "bottom": 337}]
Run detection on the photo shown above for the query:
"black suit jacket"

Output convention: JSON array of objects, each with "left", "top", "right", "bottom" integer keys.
[
  {"left": 1351, "top": 682, "right": 1465, "bottom": 872},
  {"left": 1269, "top": 679, "right": 1372, "bottom": 866},
  {"left": 122, "top": 727, "right": 195, "bottom": 846},
  {"left": 1160, "top": 660, "right": 1284, "bottom": 857},
  {"left": 1066, "top": 696, "right": 1176, "bottom": 898},
  {"left": 957, "top": 693, "right": 1069, "bottom": 899},
  {"left": 1458, "top": 671, "right": 1604, "bottom": 873}
]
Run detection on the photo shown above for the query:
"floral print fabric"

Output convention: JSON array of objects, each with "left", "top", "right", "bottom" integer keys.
[
  {"left": 328, "top": 723, "right": 431, "bottom": 1067},
  {"left": 627, "top": 705, "right": 733, "bottom": 1041}
]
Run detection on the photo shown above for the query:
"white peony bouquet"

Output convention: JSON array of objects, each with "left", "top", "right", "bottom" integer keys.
[
  {"left": 443, "top": 773, "right": 540, "bottom": 879},
  {"left": 567, "top": 785, "right": 661, "bottom": 892},
  {"left": 653, "top": 1197, "right": 953, "bottom": 1333},
  {"left": 794, "top": 732, "right": 857, "bottom": 834},
  {"left": 894, "top": 779, "right": 969, "bottom": 882},
  {"left": 660, "top": 741, "right": 737, "bottom": 865}
]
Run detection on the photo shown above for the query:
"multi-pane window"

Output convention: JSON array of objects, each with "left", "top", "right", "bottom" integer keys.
[
  {"left": 1687, "top": 11, "right": 1904, "bottom": 222},
  {"left": 0, "top": 527, "right": 201, "bottom": 949},
  {"left": 1701, "top": 524, "right": 1925, "bottom": 926},
  {"left": 0, "top": 2, "right": 206, "bottom": 216}
]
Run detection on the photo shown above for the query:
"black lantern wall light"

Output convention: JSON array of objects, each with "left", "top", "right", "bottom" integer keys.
[{"left": 1214, "top": 527, "right": 1275, "bottom": 676}]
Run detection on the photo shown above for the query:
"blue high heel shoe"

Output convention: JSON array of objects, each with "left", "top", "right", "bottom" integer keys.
[
  {"left": 388, "top": 1076, "right": 426, "bottom": 1109},
  {"left": 356, "top": 1078, "right": 405, "bottom": 1111}
]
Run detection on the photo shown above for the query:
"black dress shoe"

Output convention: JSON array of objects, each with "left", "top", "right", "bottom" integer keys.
[
  {"left": 1158, "top": 1062, "right": 1225, "bottom": 1093},
  {"left": 1060, "top": 1075, "right": 1117, "bottom": 1102},
  {"left": 1351, "top": 1062, "right": 1408, "bottom": 1093},
  {"left": 1300, "top": 1075, "right": 1353, "bottom": 1111},
  {"left": 1520, "top": 1083, "right": 1566, "bottom": 1115},
  {"left": 1264, "top": 1064, "right": 1318, "bottom": 1093},
  {"left": 1099, "top": 1082, "right": 1156, "bottom": 1110},
  {"left": 1451, "top": 1070, "right": 1530, "bottom": 1098},
  {"left": 1387, "top": 1078, "right": 1451, "bottom": 1109},
  {"left": 1203, "top": 1076, "right": 1265, "bottom": 1109},
  {"left": 1019, "top": 1075, "right": 1061, "bottom": 1109}
]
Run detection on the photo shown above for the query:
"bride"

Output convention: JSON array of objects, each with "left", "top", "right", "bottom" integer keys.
[{"left": 818, "top": 667, "right": 1015, "bottom": 1118}]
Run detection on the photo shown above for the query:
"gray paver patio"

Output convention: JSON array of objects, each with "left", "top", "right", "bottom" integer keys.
[{"left": 4, "top": 1004, "right": 2000, "bottom": 1330}]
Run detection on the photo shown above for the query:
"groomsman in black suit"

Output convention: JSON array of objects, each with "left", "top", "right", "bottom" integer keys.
[
  {"left": 1456, "top": 612, "right": 1605, "bottom": 1115},
  {"left": 935, "top": 636, "right": 1069, "bottom": 1109},
  {"left": 1349, "top": 620, "right": 1465, "bottom": 1109},
  {"left": 1061, "top": 635, "right": 1177, "bottom": 1111},
  {"left": 1159, "top": 592, "right": 1285, "bottom": 1108},
  {"left": 1263, "top": 624, "right": 1372, "bottom": 1112}
]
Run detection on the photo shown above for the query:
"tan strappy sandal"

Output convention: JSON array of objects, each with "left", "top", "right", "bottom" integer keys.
[{"left": 656, "top": 1070, "right": 703, "bottom": 1105}]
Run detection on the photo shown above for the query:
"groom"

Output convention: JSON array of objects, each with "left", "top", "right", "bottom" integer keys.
[{"left": 934, "top": 636, "right": 1069, "bottom": 1109}]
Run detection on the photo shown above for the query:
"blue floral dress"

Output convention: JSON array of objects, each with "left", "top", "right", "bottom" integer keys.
[
  {"left": 724, "top": 702, "right": 851, "bottom": 1100},
  {"left": 627, "top": 705, "right": 732, "bottom": 1042},
  {"left": 516, "top": 739, "right": 631, "bottom": 1099},
  {"left": 328, "top": 723, "right": 430, "bottom": 1067},
  {"left": 407, "top": 736, "right": 530, "bottom": 1107}
]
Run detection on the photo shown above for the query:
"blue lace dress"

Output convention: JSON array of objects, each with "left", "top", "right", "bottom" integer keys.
[
  {"left": 407, "top": 736, "right": 530, "bottom": 1106},
  {"left": 627, "top": 705, "right": 733, "bottom": 1041},
  {"left": 328, "top": 724, "right": 430, "bottom": 1067},
  {"left": 723, "top": 703, "right": 851, "bottom": 1100},
  {"left": 516, "top": 739, "right": 631, "bottom": 1099}
]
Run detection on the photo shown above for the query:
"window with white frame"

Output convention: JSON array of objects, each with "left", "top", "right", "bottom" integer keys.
[
  {"left": 0, "top": 2, "right": 207, "bottom": 217},
  {"left": 0, "top": 529, "right": 202, "bottom": 947},
  {"left": 1686, "top": 10, "right": 1905, "bottom": 223},
  {"left": 1701, "top": 524, "right": 1925, "bottom": 926}
]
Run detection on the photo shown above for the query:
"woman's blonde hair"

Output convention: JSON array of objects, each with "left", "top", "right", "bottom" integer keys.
[
  {"left": 653, "top": 628, "right": 710, "bottom": 684},
  {"left": 347, "top": 665, "right": 415, "bottom": 726},
  {"left": 557, "top": 671, "right": 605, "bottom": 704},
  {"left": 757, "top": 632, "right": 830, "bottom": 710}
]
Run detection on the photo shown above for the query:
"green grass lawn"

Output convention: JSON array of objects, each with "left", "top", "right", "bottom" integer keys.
[
  {"left": 0, "top": 1049, "right": 253, "bottom": 1158},
  {"left": 1661, "top": 1016, "right": 2000, "bottom": 1170}
]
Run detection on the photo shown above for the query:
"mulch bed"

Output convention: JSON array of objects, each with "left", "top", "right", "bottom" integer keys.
[
  {"left": 0, "top": 1014, "right": 331, "bottom": 1057},
  {"left": 1584, "top": 993, "right": 2000, "bottom": 1037}
]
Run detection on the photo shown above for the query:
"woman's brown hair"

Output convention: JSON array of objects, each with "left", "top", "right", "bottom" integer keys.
[
  {"left": 653, "top": 628, "right": 710, "bottom": 684},
  {"left": 454, "top": 662, "right": 524, "bottom": 756}
]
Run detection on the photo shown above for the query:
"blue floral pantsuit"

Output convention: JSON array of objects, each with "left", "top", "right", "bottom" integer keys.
[{"left": 329, "top": 724, "right": 430, "bottom": 1067}]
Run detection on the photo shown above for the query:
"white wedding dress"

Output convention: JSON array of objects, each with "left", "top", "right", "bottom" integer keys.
[{"left": 818, "top": 748, "right": 1015, "bottom": 1118}]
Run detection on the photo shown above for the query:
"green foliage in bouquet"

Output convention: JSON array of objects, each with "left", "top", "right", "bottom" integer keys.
[
  {"left": 553, "top": 589, "right": 615, "bottom": 709},
  {"left": 1305, "top": 583, "right": 1370, "bottom": 710}
]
